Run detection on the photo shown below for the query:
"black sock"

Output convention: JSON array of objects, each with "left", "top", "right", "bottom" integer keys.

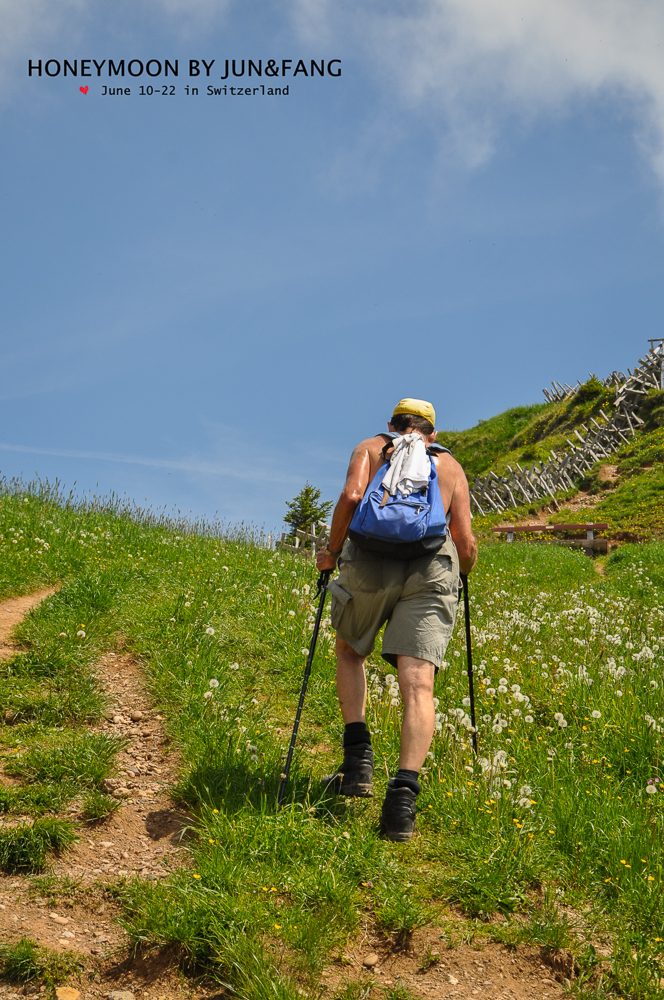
[
  {"left": 343, "top": 722, "right": 372, "bottom": 747},
  {"left": 393, "top": 768, "right": 421, "bottom": 795}
]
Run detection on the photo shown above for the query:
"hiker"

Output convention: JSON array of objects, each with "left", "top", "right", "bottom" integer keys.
[{"left": 316, "top": 398, "right": 477, "bottom": 842}]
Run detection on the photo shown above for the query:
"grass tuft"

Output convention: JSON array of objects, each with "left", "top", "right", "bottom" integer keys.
[
  {"left": 7, "top": 730, "right": 125, "bottom": 787},
  {"left": 0, "top": 818, "right": 77, "bottom": 873},
  {"left": 81, "top": 788, "right": 121, "bottom": 823},
  {"left": 0, "top": 936, "right": 83, "bottom": 986}
]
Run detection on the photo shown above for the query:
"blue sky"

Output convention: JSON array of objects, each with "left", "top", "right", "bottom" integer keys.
[{"left": 2, "top": 0, "right": 664, "bottom": 533}]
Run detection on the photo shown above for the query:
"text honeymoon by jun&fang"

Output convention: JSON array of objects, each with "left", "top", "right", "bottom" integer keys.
[{"left": 28, "top": 58, "right": 341, "bottom": 80}]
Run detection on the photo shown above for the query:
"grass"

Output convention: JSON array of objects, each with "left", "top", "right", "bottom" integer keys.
[
  {"left": 0, "top": 937, "right": 84, "bottom": 985},
  {"left": 436, "top": 377, "right": 616, "bottom": 479},
  {"left": 4, "top": 481, "right": 664, "bottom": 995},
  {"left": 438, "top": 381, "right": 664, "bottom": 540},
  {"left": 81, "top": 788, "right": 121, "bottom": 823},
  {"left": 7, "top": 730, "right": 125, "bottom": 787},
  {"left": 0, "top": 818, "right": 77, "bottom": 873}
]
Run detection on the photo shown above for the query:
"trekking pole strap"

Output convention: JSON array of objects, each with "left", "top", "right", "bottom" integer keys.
[
  {"left": 277, "top": 569, "right": 331, "bottom": 809},
  {"left": 460, "top": 573, "right": 478, "bottom": 755}
]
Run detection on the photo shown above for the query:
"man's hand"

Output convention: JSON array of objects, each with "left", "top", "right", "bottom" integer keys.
[{"left": 316, "top": 550, "right": 338, "bottom": 572}]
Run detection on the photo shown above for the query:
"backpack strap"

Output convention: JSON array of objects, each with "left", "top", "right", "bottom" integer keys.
[
  {"left": 377, "top": 431, "right": 400, "bottom": 461},
  {"left": 377, "top": 433, "right": 452, "bottom": 461}
]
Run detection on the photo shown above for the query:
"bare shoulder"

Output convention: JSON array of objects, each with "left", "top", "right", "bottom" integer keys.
[
  {"left": 350, "top": 434, "right": 389, "bottom": 459},
  {"left": 434, "top": 450, "right": 469, "bottom": 485}
]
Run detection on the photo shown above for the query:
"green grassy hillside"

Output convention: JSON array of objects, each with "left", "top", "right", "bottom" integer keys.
[
  {"left": 2, "top": 485, "right": 664, "bottom": 997},
  {"left": 438, "top": 381, "right": 664, "bottom": 537}
]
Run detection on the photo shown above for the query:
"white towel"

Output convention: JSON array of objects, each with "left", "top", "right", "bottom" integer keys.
[{"left": 381, "top": 433, "right": 431, "bottom": 498}]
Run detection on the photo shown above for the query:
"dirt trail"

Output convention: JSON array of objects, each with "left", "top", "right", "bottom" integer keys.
[
  {"left": 0, "top": 588, "right": 57, "bottom": 659},
  {"left": 0, "top": 592, "right": 198, "bottom": 1000},
  {"left": 330, "top": 929, "right": 570, "bottom": 999},
  {"left": 0, "top": 592, "right": 592, "bottom": 1000}
]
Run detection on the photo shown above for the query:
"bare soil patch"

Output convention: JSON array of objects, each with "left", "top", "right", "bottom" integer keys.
[
  {"left": 323, "top": 926, "right": 568, "bottom": 998},
  {"left": 0, "top": 589, "right": 57, "bottom": 660}
]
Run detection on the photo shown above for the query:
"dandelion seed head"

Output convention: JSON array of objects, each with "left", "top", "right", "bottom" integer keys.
[{"left": 205, "top": 626, "right": 215, "bottom": 635}]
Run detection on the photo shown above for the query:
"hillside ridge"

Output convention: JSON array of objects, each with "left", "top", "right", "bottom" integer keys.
[{"left": 437, "top": 340, "right": 664, "bottom": 536}]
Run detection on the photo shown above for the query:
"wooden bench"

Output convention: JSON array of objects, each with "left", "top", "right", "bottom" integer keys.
[{"left": 492, "top": 523, "right": 609, "bottom": 553}]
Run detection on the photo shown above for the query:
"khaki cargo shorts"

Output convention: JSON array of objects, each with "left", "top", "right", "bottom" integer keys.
[{"left": 328, "top": 534, "right": 459, "bottom": 669}]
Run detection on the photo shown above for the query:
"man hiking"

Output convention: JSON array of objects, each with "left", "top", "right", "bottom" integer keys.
[{"left": 316, "top": 398, "right": 477, "bottom": 842}]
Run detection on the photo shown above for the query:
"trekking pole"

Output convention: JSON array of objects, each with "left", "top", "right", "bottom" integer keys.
[
  {"left": 277, "top": 568, "right": 331, "bottom": 810},
  {"left": 460, "top": 573, "right": 478, "bottom": 755}
]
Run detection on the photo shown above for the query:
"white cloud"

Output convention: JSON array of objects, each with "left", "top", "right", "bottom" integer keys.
[
  {"left": 0, "top": 0, "right": 86, "bottom": 71},
  {"left": 292, "top": 0, "right": 664, "bottom": 180},
  {"left": 0, "top": 441, "right": 301, "bottom": 485}
]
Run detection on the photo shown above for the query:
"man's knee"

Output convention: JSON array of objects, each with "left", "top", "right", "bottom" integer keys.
[
  {"left": 336, "top": 637, "right": 365, "bottom": 667},
  {"left": 397, "top": 655, "right": 435, "bottom": 700}
]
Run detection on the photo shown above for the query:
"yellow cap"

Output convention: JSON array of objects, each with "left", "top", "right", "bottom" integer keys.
[{"left": 392, "top": 398, "right": 436, "bottom": 427}]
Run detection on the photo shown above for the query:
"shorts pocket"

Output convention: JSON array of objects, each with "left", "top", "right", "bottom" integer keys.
[{"left": 328, "top": 580, "right": 353, "bottom": 605}]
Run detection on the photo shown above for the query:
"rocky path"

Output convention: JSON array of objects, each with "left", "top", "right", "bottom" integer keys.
[{"left": 0, "top": 593, "right": 202, "bottom": 1000}]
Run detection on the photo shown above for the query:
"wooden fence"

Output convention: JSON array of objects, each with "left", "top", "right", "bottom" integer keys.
[
  {"left": 277, "top": 521, "right": 331, "bottom": 557},
  {"left": 470, "top": 340, "right": 664, "bottom": 514}
]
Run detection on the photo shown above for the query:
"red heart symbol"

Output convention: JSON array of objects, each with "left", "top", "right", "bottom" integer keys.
[{"left": 80, "top": 86, "right": 89, "bottom": 94}]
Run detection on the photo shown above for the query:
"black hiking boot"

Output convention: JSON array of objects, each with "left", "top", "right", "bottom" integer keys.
[
  {"left": 322, "top": 744, "right": 374, "bottom": 797},
  {"left": 379, "top": 779, "right": 418, "bottom": 842}
]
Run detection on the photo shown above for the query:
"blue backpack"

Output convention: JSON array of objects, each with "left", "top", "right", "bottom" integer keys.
[{"left": 349, "top": 435, "right": 449, "bottom": 550}]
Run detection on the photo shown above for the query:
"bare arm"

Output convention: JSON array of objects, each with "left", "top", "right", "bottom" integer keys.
[
  {"left": 447, "top": 466, "right": 478, "bottom": 575},
  {"left": 316, "top": 439, "right": 374, "bottom": 571}
]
